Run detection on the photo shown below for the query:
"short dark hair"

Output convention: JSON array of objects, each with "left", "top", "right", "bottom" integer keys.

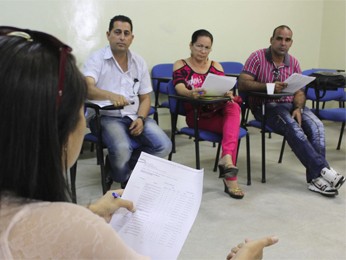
[
  {"left": 109, "top": 15, "right": 133, "bottom": 32},
  {"left": 0, "top": 30, "right": 87, "bottom": 202},
  {"left": 191, "top": 29, "right": 213, "bottom": 45},
  {"left": 272, "top": 25, "right": 292, "bottom": 37}
]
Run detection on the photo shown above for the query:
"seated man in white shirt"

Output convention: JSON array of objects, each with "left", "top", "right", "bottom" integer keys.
[{"left": 83, "top": 15, "right": 172, "bottom": 188}]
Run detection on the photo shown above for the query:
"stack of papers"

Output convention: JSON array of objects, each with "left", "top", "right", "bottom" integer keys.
[
  {"left": 200, "top": 73, "right": 237, "bottom": 96},
  {"left": 110, "top": 152, "right": 203, "bottom": 260},
  {"left": 284, "top": 73, "right": 315, "bottom": 93}
]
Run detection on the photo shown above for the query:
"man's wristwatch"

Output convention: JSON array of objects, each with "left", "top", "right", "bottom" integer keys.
[{"left": 137, "top": 116, "right": 146, "bottom": 125}]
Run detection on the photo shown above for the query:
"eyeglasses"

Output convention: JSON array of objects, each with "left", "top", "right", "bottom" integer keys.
[
  {"left": 194, "top": 43, "right": 212, "bottom": 52},
  {"left": 272, "top": 68, "right": 280, "bottom": 82},
  {"left": 0, "top": 26, "right": 72, "bottom": 105}
]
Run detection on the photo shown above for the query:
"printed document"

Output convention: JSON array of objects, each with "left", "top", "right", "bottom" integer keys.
[
  {"left": 201, "top": 73, "right": 237, "bottom": 96},
  {"left": 110, "top": 152, "right": 204, "bottom": 260},
  {"left": 87, "top": 99, "right": 135, "bottom": 107},
  {"left": 87, "top": 99, "right": 113, "bottom": 107},
  {"left": 284, "top": 73, "right": 315, "bottom": 93}
]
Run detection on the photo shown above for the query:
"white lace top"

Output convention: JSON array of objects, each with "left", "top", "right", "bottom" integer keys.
[{"left": 0, "top": 195, "right": 149, "bottom": 259}]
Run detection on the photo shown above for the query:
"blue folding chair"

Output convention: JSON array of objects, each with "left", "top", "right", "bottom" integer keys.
[
  {"left": 318, "top": 108, "right": 345, "bottom": 150},
  {"left": 303, "top": 68, "right": 344, "bottom": 109},
  {"left": 303, "top": 69, "right": 346, "bottom": 150},
  {"left": 167, "top": 80, "right": 251, "bottom": 185},
  {"left": 151, "top": 63, "right": 173, "bottom": 124},
  {"left": 238, "top": 89, "right": 288, "bottom": 184},
  {"left": 239, "top": 91, "right": 287, "bottom": 164}
]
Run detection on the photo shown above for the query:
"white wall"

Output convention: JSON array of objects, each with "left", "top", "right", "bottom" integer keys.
[
  {"left": 0, "top": 0, "right": 345, "bottom": 71},
  {"left": 319, "top": 0, "right": 345, "bottom": 70}
]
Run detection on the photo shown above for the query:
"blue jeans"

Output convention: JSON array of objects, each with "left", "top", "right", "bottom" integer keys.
[
  {"left": 253, "top": 103, "right": 328, "bottom": 182},
  {"left": 90, "top": 116, "right": 172, "bottom": 182}
]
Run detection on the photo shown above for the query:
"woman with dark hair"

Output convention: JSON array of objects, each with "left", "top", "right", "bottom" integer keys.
[
  {"left": 0, "top": 27, "right": 147, "bottom": 259},
  {"left": 173, "top": 29, "right": 244, "bottom": 199}
]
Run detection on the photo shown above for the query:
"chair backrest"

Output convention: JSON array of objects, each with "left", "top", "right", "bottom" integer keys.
[
  {"left": 167, "top": 80, "right": 186, "bottom": 116},
  {"left": 220, "top": 62, "right": 243, "bottom": 96},
  {"left": 220, "top": 61, "right": 244, "bottom": 75},
  {"left": 303, "top": 68, "right": 344, "bottom": 101},
  {"left": 151, "top": 63, "right": 173, "bottom": 94}
]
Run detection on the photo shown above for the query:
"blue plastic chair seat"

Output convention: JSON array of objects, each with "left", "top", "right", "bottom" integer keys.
[
  {"left": 180, "top": 127, "right": 222, "bottom": 143},
  {"left": 247, "top": 119, "right": 274, "bottom": 132},
  {"left": 180, "top": 126, "right": 248, "bottom": 144},
  {"left": 149, "top": 106, "right": 156, "bottom": 116},
  {"left": 316, "top": 108, "right": 346, "bottom": 122},
  {"left": 84, "top": 132, "right": 98, "bottom": 143},
  {"left": 160, "top": 101, "right": 169, "bottom": 108}
]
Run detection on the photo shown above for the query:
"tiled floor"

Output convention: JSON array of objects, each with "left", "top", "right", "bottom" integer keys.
[{"left": 72, "top": 109, "right": 346, "bottom": 260}]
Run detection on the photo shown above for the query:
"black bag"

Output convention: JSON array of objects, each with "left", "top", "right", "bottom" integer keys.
[{"left": 307, "top": 71, "right": 345, "bottom": 91}]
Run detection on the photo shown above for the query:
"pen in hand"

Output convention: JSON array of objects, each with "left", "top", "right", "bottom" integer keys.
[{"left": 112, "top": 192, "right": 121, "bottom": 199}]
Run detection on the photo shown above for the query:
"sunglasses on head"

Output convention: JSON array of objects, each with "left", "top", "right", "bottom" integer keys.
[{"left": 0, "top": 26, "right": 72, "bottom": 105}]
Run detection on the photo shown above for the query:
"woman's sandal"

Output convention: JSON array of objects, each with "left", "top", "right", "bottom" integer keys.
[
  {"left": 218, "top": 154, "right": 239, "bottom": 178},
  {"left": 218, "top": 165, "right": 239, "bottom": 178},
  {"left": 223, "top": 179, "right": 244, "bottom": 199}
]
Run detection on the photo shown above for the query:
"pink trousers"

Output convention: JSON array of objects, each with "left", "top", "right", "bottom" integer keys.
[{"left": 186, "top": 102, "right": 241, "bottom": 180}]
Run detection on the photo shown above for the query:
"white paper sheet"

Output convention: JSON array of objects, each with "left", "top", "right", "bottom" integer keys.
[
  {"left": 109, "top": 152, "right": 203, "bottom": 260},
  {"left": 87, "top": 99, "right": 135, "bottom": 107},
  {"left": 87, "top": 99, "right": 113, "bottom": 107},
  {"left": 201, "top": 73, "right": 237, "bottom": 96},
  {"left": 283, "top": 73, "right": 315, "bottom": 93}
]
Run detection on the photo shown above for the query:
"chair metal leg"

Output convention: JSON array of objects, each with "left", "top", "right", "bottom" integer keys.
[
  {"left": 193, "top": 106, "right": 201, "bottom": 169},
  {"left": 168, "top": 114, "right": 177, "bottom": 160},
  {"left": 261, "top": 104, "right": 266, "bottom": 183},
  {"left": 245, "top": 133, "right": 251, "bottom": 186},
  {"left": 70, "top": 162, "right": 77, "bottom": 203},
  {"left": 234, "top": 132, "right": 251, "bottom": 185},
  {"left": 236, "top": 139, "right": 241, "bottom": 163},
  {"left": 213, "top": 142, "right": 222, "bottom": 172},
  {"left": 95, "top": 144, "right": 108, "bottom": 194},
  {"left": 154, "top": 84, "right": 160, "bottom": 124},
  {"left": 278, "top": 137, "right": 286, "bottom": 163},
  {"left": 337, "top": 122, "right": 345, "bottom": 150},
  {"left": 194, "top": 138, "right": 201, "bottom": 169},
  {"left": 153, "top": 110, "right": 159, "bottom": 124}
]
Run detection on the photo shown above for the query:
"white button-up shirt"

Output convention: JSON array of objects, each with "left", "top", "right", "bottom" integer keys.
[{"left": 83, "top": 46, "right": 152, "bottom": 119}]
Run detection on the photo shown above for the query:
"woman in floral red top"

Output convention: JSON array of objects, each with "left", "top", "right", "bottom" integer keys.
[{"left": 172, "top": 29, "right": 244, "bottom": 199}]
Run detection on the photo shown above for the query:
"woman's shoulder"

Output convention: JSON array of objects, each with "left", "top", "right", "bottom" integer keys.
[
  {"left": 6, "top": 201, "right": 144, "bottom": 259},
  {"left": 173, "top": 59, "right": 188, "bottom": 71},
  {"left": 211, "top": 60, "right": 223, "bottom": 71},
  {"left": 14, "top": 201, "right": 102, "bottom": 226}
]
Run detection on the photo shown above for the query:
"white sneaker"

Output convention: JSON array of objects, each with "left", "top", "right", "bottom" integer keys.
[
  {"left": 320, "top": 167, "right": 345, "bottom": 189},
  {"left": 308, "top": 177, "right": 338, "bottom": 197}
]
